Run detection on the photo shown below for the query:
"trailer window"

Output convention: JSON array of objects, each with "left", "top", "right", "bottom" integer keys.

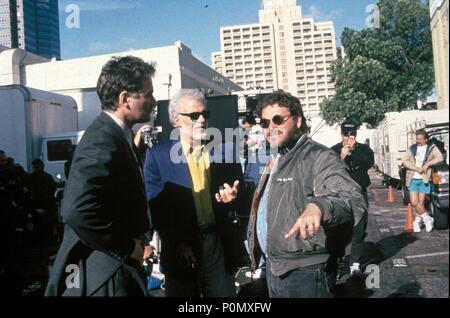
[
  {"left": 47, "top": 140, "right": 75, "bottom": 161},
  {"left": 397, "top": 133, "right": 407, "bottom": 152}
]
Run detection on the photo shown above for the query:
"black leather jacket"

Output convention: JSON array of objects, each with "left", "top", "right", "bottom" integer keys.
[
  {"left": 331, "top": 142, "right": 374, "bottom": 190},
  {"left": 248, "top": 136, "right": 367, "bottom": 277}
]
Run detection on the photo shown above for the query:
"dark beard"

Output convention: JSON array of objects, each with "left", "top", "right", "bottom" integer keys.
[
  {"left": 281, "top": 128, "right": 303, "bottom": 148},
  {"left": 267, "top": 130, "right": 303, "bottom": 156}
]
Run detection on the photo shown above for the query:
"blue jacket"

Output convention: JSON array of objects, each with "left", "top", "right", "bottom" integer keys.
[{"left": 144, "top": 140, "right": 246, "bottom": 280}]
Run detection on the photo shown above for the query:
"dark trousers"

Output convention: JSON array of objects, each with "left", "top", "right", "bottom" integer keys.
[
  {"left": 165, "top": 232, "right": 235, "bottom": 297},
  {"left": 266, "top": 260, "right": 334, "bottom": 298},
  {"left": 350, "top": 191, "right": 369, "bottom": 265}
]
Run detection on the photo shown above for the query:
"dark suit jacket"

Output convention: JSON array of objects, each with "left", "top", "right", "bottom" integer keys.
[
  {"left": 45, "top": 112, "right": 150, "bottom": 296},
  {"left": 144, "top": 139, "right": 246, "bottom": 280}
]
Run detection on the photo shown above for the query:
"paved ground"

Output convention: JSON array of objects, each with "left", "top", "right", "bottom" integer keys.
[
  {"left": 8, "top": 171, "right": 449, "bottom": 298},
  {"left": 346, "top": 171, "right": 449, "bottom": 298}
]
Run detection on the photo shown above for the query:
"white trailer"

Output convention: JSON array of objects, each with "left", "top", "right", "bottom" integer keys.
[
  {"left": 0, "top": 85, "right": 79, "bottom": 181},
  {"left": 371, "top": 109, "right": 449, "bottom": 180}
]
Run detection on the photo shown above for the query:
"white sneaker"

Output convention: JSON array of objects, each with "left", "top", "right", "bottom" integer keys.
[
  {"left": 422, "top": 214, "right": 434, "bottom": 232},
  {"left": 413, "top": 217, "right": 422, "bottom": 233}
]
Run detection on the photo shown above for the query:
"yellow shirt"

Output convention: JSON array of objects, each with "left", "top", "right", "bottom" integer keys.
[{"left": 181, "top": 139, "right": 215, "bottom": 228}]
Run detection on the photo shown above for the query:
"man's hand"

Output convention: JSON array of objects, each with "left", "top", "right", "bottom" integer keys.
[
  {"left": 416, "top": 166, "right": 426, "bottom": 174},
  {"left": 347, "top": 136, "right": 356, "bottom": 149},
  {"left": 176, "top": 243, "right": 198, "bottom": 269},
  {"left": 284, "top": 204, "right": 322, "bottom": 240},
  {"left": 134, "top": 124, "right": 152, "bottom": 148},
  {"left": 143, "top": 245, "right": 154, "bottom": 262},
  {"left": 130, "top": 239, "right": 145, "bottom": 264},
  {"left": 215, "top": 180, "right": 240, "bottom": 204},
  {"left": 341, "top": 145, "right": 352, "bottom": 159}
]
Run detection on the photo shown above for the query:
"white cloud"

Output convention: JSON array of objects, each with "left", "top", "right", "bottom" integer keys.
[
  {"left": 305, "top": 5, "right": 343, "bottom": 22},
  {"left": 119, "top": 38, "right": 138, "bottom": 46},
  {"left": 89, "top": 41, "right": 110, "bottom": 52},
  {"left": 60, "top": 0, "right": 142, "bottom": 12}
]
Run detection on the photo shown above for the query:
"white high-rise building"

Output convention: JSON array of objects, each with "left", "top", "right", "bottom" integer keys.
[
  {"left": 212, "top": 51, "right": 224, "bottom": 74},
  {"left": 213, "top": 0, "right": 337, "bottom": 114}
]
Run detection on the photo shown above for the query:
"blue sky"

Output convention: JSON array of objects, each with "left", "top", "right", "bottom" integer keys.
[{"left": 58, "top": 0, "right": 376, "bottom": 64}]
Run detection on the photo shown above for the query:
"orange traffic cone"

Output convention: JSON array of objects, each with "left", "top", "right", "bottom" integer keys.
[
  {"left": 403, "top": 204, "right": 414, "bottom": 233},
  {"left": 385, "top": 185, "right": 395, "bottom": 203}
]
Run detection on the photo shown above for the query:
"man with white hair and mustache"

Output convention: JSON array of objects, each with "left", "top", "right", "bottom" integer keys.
[
  {"left": 247, "top": 91, "right": 367, "bottom": 298},
  {"left": 144, "top": 89, "right": 245, "bottom": 297}
]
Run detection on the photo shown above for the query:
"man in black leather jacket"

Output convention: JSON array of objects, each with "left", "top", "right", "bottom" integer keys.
[
  {"left": 247, "top": 91, "right": 367, "bottom": 298},
  {"left": 331, "top": 121, "right": 374, "bottom": 205},
  {"left": 331, "top": 121, "right": 374, "bottom": 277}
]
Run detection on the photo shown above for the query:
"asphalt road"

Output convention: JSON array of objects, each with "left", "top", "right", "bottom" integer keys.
[{"left": 343, "top": 171, "right": 449, "bottom": 298}]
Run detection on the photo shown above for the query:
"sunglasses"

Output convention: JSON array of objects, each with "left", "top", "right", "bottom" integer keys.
[
  {"left": 260, "top": 114, "right": 292, "bottom": 129},
  {"left": 179, "top": 110, "right": 210, "bottom": 121}
]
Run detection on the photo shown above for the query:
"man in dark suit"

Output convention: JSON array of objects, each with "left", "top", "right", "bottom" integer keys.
[
  {"left": 45, "top": 56, "right": 157, "bottom": 296},
  {"left": 144, "top": 89, "right": 246, "bottom": 297}
]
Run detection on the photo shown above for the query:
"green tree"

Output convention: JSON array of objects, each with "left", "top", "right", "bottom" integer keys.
[{"left": 320, "top": 0, "right": 434, "bottom": 127}]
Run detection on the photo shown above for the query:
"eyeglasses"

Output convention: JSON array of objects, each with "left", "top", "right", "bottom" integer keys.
[
  {"left": 179, "top": 110, "right": 210, "bottom": 121},
  {"left": 260, "top": 114, "right": 292, "bottom": 129}
]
